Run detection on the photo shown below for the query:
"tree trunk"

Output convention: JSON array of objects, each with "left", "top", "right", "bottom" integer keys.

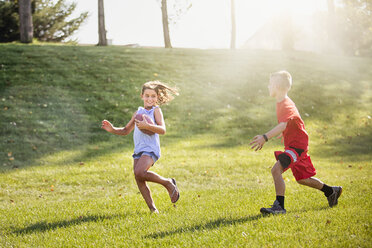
[
  {"left": 280, "top": 12, "right": 294, "bottom": 51},
  {"left": 230, "top": 0, "right": 236, "bottom": 49},
  {"left": 327, "top": 0, "right": 335, "bottom": 17},
  {"left": 18, "top": 0, "right": 33, "bottom": 43},
  {"left": 327, "top": 0, "right": 335, "bottom": 46},
  {"left": 98, "top": 0, "right": 107, "bottom": 46},
  {"left": 161, "top": 0, "right": 172, "bottom": 48}
]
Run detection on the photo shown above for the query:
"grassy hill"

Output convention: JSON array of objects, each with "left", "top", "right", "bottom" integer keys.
[{"left": 0, "top": 44, "right": 371, "bottom": 247}]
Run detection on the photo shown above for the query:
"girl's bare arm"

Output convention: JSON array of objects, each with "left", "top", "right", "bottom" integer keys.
[
  {"left": 101, "top": 112, "right": 136, "bottom": 136},
  {"left": 135, "top": 107, "right": 166, "bottom": 135}
]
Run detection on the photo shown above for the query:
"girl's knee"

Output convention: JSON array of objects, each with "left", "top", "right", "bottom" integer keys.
[{"left": 134, "top": 169, "right": 146, "bottom": 181}]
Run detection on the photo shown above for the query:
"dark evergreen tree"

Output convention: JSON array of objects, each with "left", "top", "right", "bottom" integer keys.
[
  {"left": 0, "top": 0, "right": 88, "bottom": 42},
  {"left": 32, "top": 0, "right": 88, "bottom": 42}
]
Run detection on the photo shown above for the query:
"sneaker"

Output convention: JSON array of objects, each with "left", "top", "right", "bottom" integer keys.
[
  {"left": 150, "top": 208, "right": 159, "bottom": 214},
  {"left": 260, "top": 200, "right": 286, "bottom": 215},
  {"left": 327, "top": 186, "right": 342, "bottom": 207}
]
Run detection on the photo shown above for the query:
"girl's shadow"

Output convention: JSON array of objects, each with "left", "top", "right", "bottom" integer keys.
[{"left": 13, "top": 214, "right": 121, "bottom": 235}]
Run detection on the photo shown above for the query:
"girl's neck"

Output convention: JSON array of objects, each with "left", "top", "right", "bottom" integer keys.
[{"left": 144, "top": 105, "right": 155, "bottom": 110}]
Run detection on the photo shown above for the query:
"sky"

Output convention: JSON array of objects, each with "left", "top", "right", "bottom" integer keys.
[{"left": 72, "top": 0, "right": 327, "bottom": 49}]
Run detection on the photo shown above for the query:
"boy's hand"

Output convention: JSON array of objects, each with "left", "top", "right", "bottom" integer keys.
[
  {"left": 249, "top": 135, "right": 266, "bottom": 151},
  {"left": 276, "top": 133, "right": 284, "bottom": 142},
  {"left": 101, "top": 120, "right": 114, "bottom": 132}
]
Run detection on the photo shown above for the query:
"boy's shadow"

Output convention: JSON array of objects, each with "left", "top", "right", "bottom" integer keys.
[
  {"left": 144, "top": 214, "right": 265, "bottom": 239},
  {"left": 145, "top": 206, "right": 331, "bottom": 239},
  {"left": 13, "top": 214, "right": 121, "bottom": 235}
]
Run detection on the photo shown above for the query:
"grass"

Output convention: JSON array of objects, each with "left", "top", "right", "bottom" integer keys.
[{"left": 0, "top": 44, "right": 371, "bottom": 247}]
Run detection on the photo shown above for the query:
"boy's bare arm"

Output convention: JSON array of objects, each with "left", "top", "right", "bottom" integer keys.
[
  {"left": 265, "top": 122, "right": 287, "bottom": 139},
  {"left": 249, "top": 122, "right": 287, "bottom": 151}
]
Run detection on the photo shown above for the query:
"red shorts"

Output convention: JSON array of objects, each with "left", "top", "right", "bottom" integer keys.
[{"left": 274, "top": 149, "right": 316, "bottom": 181}]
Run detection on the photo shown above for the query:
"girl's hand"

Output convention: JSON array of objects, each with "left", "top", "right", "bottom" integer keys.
[
  {"left": 101, "top": 120, "right": 114, "bottom": 132},
  {"left": 135, "top": 115, "right": 150, "bottom": 131},
  {"left": 249, "top": 135, "right": 266, "bottom": 151}
]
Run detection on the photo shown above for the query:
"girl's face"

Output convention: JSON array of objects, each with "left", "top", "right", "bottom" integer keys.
[{"left": 141, "top": 89, "right": 158, "bottom": 109}]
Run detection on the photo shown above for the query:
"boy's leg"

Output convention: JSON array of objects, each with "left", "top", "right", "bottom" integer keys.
[
  {"left": 133, "top": 155, "right": 179, "bottom": 204},
  {"left": 297, "top": 177, "right": 342, "bottom": 207},
  {"left": 271, "top": 160, "right": 285, "bottom": 196},
  {"left": 260, "top": 160, "right": 287, "bottom": 215},
  {"left": 297, "top": 177, "right": 323, "bottom": 190},
  {"left": 272, "top": 160, "right": 286, "bottom": 209}
]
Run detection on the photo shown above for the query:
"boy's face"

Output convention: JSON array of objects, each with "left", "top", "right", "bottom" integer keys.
[
  {"left": 268, "top": 77, "right": 278, "bottom": 97},
  {"left": 141, "top": 89, "right": 158, "bottom": 109}
]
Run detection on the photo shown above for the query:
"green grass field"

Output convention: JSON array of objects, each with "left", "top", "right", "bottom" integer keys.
[{"left": 0, "top": 44, "right": 371, "bottom": 247}]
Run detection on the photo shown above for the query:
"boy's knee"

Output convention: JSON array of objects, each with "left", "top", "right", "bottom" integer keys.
[
  {"left": 297, "top": 179, "right": 308, "bottom": 185},
  {"left": 271, "top": 161, "right": 283, "bottom": 176}
]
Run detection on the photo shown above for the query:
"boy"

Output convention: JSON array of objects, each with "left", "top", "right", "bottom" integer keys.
[{"left": 250, "top": 71, "right": 342, "bottom": 214}]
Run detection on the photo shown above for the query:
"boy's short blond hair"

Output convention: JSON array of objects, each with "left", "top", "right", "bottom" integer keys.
[{"left": 270, "top": 71, "right": 292, "bottom": 91}]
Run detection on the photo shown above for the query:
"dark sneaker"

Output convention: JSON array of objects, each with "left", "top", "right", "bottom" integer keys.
[
  {"left": 260, "top": 200, "right": 286, "bottom": 215},
  {"left": 327, "top": 186, "right": 342, "bottom": 207}
]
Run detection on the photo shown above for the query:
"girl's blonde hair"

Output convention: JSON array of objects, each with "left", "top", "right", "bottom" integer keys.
[{"left": 141, "top": 81, "right": 179, "bottom": 105}]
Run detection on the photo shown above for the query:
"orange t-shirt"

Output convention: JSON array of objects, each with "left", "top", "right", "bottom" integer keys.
[{"left": 276, "top": 97, "right": 309, "bottom": 151}]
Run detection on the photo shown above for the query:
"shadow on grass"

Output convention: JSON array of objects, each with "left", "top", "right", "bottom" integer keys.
[
  {"left": 145, "top": 205, "right": 333, "bottom": 239},
  {"left": 144, "top": 214, "right": 265, "bottom": 239},
  {"left": 13, "top": 214, "right": 121, "bottom": 235},
  {"left": 288, "top": 205, "right": 329, "bottom": 214}
]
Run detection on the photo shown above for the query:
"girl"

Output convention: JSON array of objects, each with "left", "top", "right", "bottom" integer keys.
[{"left": 101, "top": 81, "right": 180, "bottom": 213}]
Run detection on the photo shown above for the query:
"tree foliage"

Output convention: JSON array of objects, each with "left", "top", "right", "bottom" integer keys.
[
  {"left": 0, "top": 0, "right": 19, "bottom": 42},
  {"left": 33, "top": 0, "right": 88, "bottom": 42},
  {"left": 0, "top": 0, "right": 88, "bottom": 42},
  {"left": 166, "top": 0, "right": 191, "bottom": 26},
  {"left": 335, "top": 0, "right": 372, "bottom": 55}
]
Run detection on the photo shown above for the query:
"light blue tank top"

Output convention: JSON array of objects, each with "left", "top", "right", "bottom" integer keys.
[{"left": 133, "top": 106, "right": 161, "bottom": 159}]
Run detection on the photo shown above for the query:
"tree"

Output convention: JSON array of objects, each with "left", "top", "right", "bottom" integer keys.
[
  {"left": 18, "top": 0, "right": 33, "bottom": 43},
  {"left": 158, "top": 0, "right": 192, "bottom": 48},
  {"left": 0, "top": 0, "right": 19, "bottom": 42},
  {"left": 230, "top": 0, "right": 236, "bottom": 49},
  {"left": 334, "top": 0, "right": 372, "bottom": 55},
  {"left": 327, "top": 0, "right": 337, "bottom": 51},
  {"left": 280, "top": 13, "right": 294, "bottom": 51},
  {"left": 0, "top": 0, "right": 88, "bottom": 43},
  {"left": 98, "top": 0, "right": 107, "bottom": 46},
  {"left": 161, "top": 0, "right": 171, "bottom": 48},
  {"left": 32, "top": 0, "right": 88, "bottom": 42}
]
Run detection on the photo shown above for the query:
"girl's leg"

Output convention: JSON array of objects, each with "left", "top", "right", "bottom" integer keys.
[
  {"left": 271, "top": 160, "right": 285, "bottom": 196},
  {"left": 133, "top": 158, "right": 157, "bottom": 212},
  {"left": 133, "top": 156, "right": 178, "bottom": 207}
]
